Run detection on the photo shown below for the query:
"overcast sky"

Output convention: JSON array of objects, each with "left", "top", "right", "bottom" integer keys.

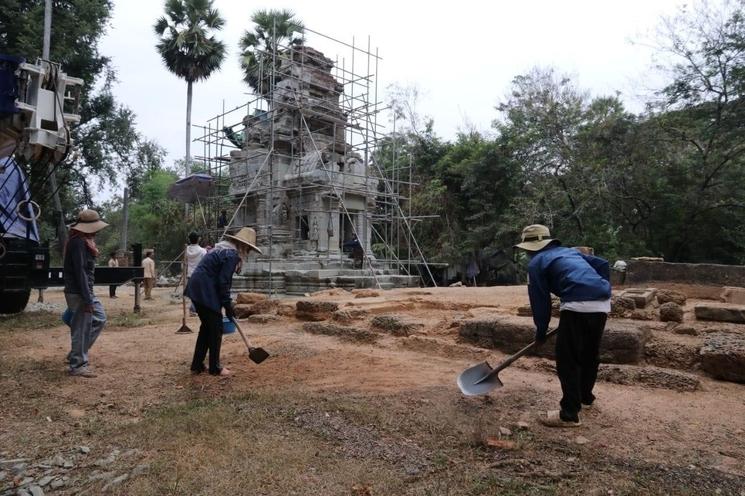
[{"left": 98, "top": 0, "right": 687, "bottom": 176}]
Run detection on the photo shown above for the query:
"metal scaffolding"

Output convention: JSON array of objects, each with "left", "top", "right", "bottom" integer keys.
[{"left": 191, "top": 27, "right": 436, "bottom": 291}]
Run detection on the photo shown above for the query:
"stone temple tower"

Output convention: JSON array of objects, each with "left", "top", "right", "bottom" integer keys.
[{"left": 226, "top": 46, "right": 418, "bottom": 294}]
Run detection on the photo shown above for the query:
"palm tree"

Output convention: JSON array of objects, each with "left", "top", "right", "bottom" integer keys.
[
  {"left": 239, "top": 9, "right": 304, "bottom": 96},
  {"left": 154, "top": 0, "right": 225, "bottom": 176}
]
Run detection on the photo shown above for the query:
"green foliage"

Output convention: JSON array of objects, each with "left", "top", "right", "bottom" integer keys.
[
  {"left": 154, "top": 0, "right": 226, "bottom": 84},
  {"left": 239, "top": 9, "right": 304, "bottom": 96},
  {"left": 97, "top": 168, "right": 196, "bottom": 266},
  {"left": 385, "top": 1, "right": 745, "bottom": 278},
  {"left": 0, "top": 0, "right": 167, "bottom": 253}
]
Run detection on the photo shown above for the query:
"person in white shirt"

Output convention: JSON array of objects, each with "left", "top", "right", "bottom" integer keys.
[
  {"left": 107, "top": 252, "right": 119, "bottom": 298},
  {"left": 185, "top": 232, "right": 207, "bottom": 315},
  {"left": 142, "top": 251, "right": 156, "bottom": 300}
]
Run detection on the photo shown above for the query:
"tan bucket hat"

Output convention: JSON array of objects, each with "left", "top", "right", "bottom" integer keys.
[
  {"left": 515, "top": 224, "right": 558, "bottom": 252},
  {"left": 69, "top": 209, "right": 108, "bottom": 234},
  {"left": 224, "top": 227, "right": 262, "bottom": 254}
]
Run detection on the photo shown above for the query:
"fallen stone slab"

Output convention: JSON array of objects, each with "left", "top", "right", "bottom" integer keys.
[
  {"left": 234, "top": 299, "right": 281, "bottom": 318},
  {"left": 656, "top": 289, "right": 687, "bottom": 306},
  {"left": 596, "top": 364, "right": 700, "bottom": 391},
  {"left": 621, "top": 288, "right": 657, "bottom": 309},
  {"left": 301, "top": 322, "right": 378, "bottom": 343},
  {"left": 694, "top": 303, "right": 745, "bottom": 324},
  {"left": 370, "top": 315, "right": 422, "bottom": 337},
  {"left": 332, "top": 308, "right": 368, "bottom": 323},
  {"left": 458, "top": 316, "right": 650, "bottom": 364},
  {"left": 296, "top": 301, "right": 339, "bottom": 321},
  {"left": 700, "top": 332, "right": 745, "bottom": 383},
  {"left": 720, "top": 286, "right": 745, "bottom": 305},
  {"left": 236, "top": 292, "right": 268, "bottom": 305},
  {"left": 659, "top": 302, "right": 684, "bottom": 323}
]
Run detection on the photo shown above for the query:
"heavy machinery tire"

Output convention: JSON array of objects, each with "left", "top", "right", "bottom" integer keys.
[{"left": 0, "top": 289, "right": 31, "bottom": 314}]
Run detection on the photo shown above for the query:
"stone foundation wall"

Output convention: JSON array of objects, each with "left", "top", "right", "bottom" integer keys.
[{"left": 627, "top": 260, "right": 745, "bottom": 287}]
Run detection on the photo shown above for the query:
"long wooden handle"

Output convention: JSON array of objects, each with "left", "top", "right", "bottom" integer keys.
[
  {"left": 488, "top": 328, "right": 558, "bottom": 378},
  {"left": 231, "top": 317, "right": 253, "bottom": 353}
]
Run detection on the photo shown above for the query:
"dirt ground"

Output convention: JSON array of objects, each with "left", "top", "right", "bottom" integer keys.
[{"left": 1, "top": 285, "right": 744, "bottom": 495}]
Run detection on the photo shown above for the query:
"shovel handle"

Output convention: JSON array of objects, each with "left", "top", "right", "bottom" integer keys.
[
  {"left": 231, "top": 317, "right": 253, "bottom": 353},
  {"left": 488, "top": 328, "right": 558, "bottom": 377}
]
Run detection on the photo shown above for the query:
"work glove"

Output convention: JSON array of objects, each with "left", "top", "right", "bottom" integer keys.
[{"left": 534, "top": 330, "right": 547, "bottom": 346}]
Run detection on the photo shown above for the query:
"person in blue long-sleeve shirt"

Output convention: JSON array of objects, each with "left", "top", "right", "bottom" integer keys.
[
  {"left": 185, "top": 227, "right": 262, "bottom": 377},
  {"left": 516, "top": 224, "right": 611, "bottom": 427}
]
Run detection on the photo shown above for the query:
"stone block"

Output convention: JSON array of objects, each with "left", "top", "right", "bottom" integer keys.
[
  {"left": 301, "top": 322, "right": 378, "bottom": 343},
  {"left": 659, "top": 302, "right": 684, "bottom": 323},
  {"left": 720, "top": 286, "right": 745, "bottom": 305},
  {"left": 700, "top": 332, "right": 745, "bottom": 383},
  {"left": 610, "top": 295, "right": 636, "bottom": 318},
  {"left": 694, "top": 303, "right": 745, "bottom": 324},
  {"left": 236, "top": 292, "right": 268, "bottom": 305},
  {"left": 656, "top": 289, "right": 687, "bottom": 306},
  {"left": 621, "top": 288, "right": 657, "bottom": 309},
  {"left": 458, "top": 316, "right": 650, "bottom": 364},
  {"left": 597, "top": 364, "right": 700, "bottom": 391},
  {"left": 370, "top": 315, "right": 422, "bottom": 337},
  {"left": 332, "top": 308, "right": 368, "bottom": 323},
  {"left": 234, "top": 300, "right": 281, "bottom": 318},
  {"left": 296, "top": 300, "right": 339, "bottom": 321}
]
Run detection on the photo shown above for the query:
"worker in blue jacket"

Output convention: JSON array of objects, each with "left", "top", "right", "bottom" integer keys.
[
  {"left": 185, "top": 227, "right": 261, "bottom": 377},
  {"left": 515, "top": 224, "right": 611, "bottom": 427}
]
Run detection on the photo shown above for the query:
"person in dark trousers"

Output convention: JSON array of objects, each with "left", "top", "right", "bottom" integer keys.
[
  {"left": 107, "top": 252, "right": 118, "bottom": 298},
  {"left": 515, "top": 224, "right": 611, "bottom": 427},
  {"left": 217, "top": 209, "right": 228, "bottom": 228},
  {"left": 64, "top": 209, "right": 109, "bottom": 378},
  {"left": 185, "top": 227, "right": 262, "bottom": 377},
  {"left": 343, "top": 234, "right": 364, "bottom": 269}
]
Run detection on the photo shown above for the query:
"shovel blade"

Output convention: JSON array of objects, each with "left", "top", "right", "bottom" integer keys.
[
  {"left": 248, "top": 347, "right": 270, "bottom": 364},
  {"left": 175, "top": 324, "right": 193, "bottom": 334},
  {"left": 456, "top": 361, "right": 504, "bottom": 396}
]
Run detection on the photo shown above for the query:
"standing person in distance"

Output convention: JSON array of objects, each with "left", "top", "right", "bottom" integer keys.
[
  {"left": 142, "top": 250, "right": 156, "bottom": 300},
  {"left": 185, "top": 231, "right": 207, "bottom": 316},
  {"left": 515, "top": 224, "right": 611, "bottom": 428},
  {"left": 185, "top": 227, "right": 262, "bottom": 377},
  {"left": 64, "top": 209, "right": 109, "bottom": 378},
  {"left": 107, "top": 251, "right": 118, "bottom": 299}
]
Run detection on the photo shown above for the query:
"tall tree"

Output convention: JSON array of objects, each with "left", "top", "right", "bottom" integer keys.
[
  {"left": 154, "top": 0, "right": 225, "bottom": 176},
  {"left": 0, "top": 0, "right": 164, "bottom": 259},
  {"left": 239, "top": 9, "right": 304, "bottom": 96},
  {"left": 650, "top": 0, "right": 745, "bottom": 262}
]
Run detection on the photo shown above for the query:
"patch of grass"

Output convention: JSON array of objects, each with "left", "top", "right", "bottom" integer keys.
[
  {"left": 0, "top": 310, "right": 61, "bottom": 331},
  {"left": 108, "top": 310, "right": 153, "bottom": 328}
]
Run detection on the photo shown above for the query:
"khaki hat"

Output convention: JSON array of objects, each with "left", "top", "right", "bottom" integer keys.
[
  {"left": 514, "top": 224, "right": 558, "bottom": 252},
  {"left": 224, "top": 227, "right": 262, "bottom": 254},
  {"left": 69, "top": 209, "right": 108, "bottom": 234}
]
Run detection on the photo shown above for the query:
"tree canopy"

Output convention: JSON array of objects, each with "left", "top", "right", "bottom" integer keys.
[{"left": 239, "top": 9, "right": 304, "bottom": 96}]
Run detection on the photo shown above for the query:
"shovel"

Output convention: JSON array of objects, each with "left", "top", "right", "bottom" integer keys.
[
  {"left": 457, "top": 328, "right": 558, "bottom": 396},
  {"left": 176, "top": 245, "right": 193, "bottom": 334},
  {"left": 231, "top": 317, "right": 270, "bottom": 364}
]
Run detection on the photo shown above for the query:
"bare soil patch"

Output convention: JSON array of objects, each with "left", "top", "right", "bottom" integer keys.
[{"left": 1, "top": 286, "right": 744, "bottom": 495}]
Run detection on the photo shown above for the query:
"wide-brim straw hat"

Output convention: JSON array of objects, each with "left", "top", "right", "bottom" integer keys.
[
  {"left": 224, "top": 227, "right": 262, "bottom": 254},
  {"left": 514, "top": 224, "right": 558, "bottom": 252},
  {"left": 69, "top": 209, "right": 108, "bottom": 234}
]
